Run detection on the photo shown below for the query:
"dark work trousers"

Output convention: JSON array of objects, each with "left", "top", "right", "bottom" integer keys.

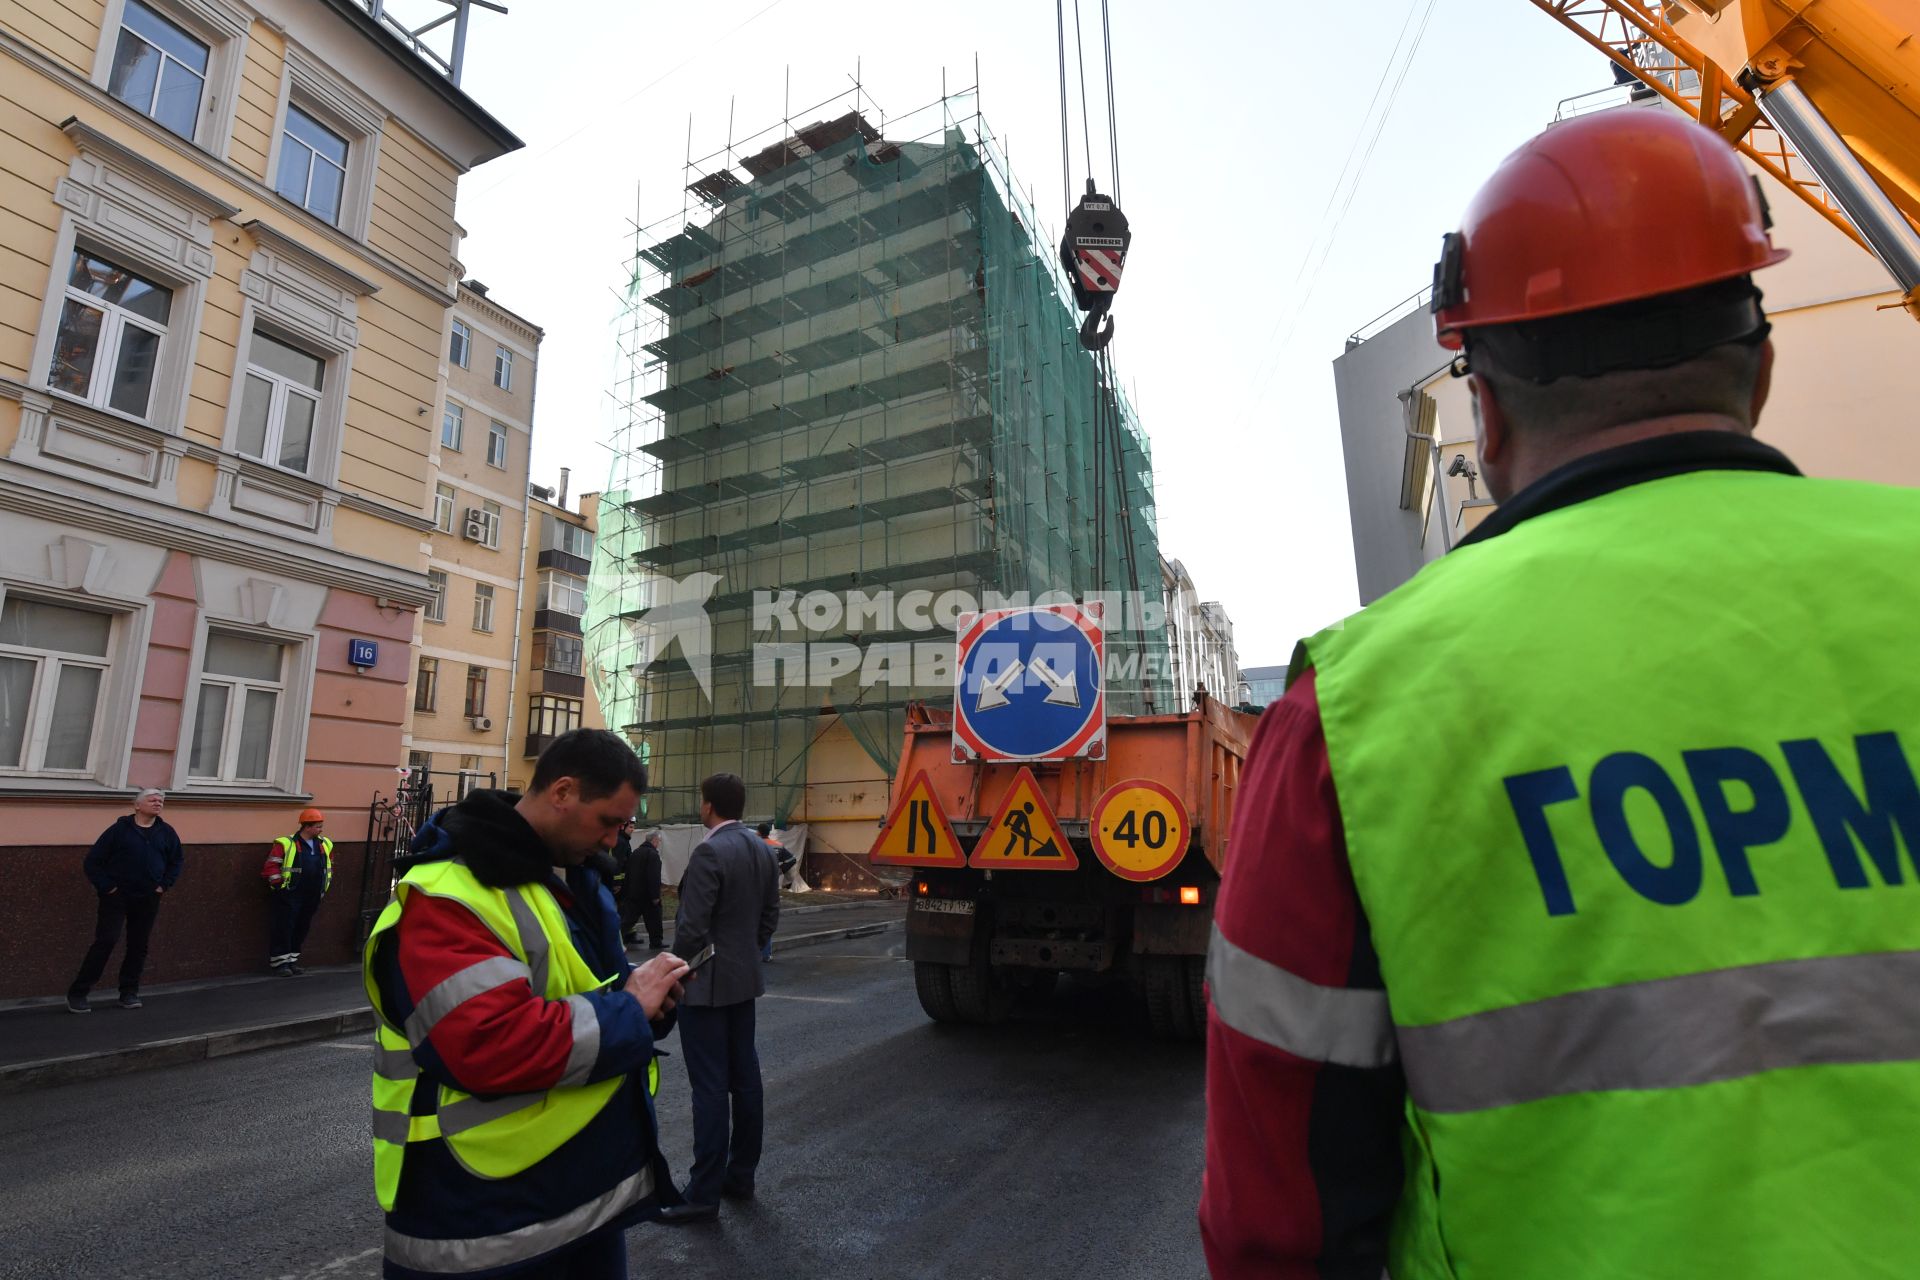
[
  {"left": 678, "top": 1000, "right": 764, "bottom": 1205},
  {"left": 618, "top": 895, "right": 665, "bottom": 949},
  {"left": 70, "top": 891, "right": 162, "bottom": 998},
  {"left": 268, "top": 889, "right": 323, "bottom": 963},
  {"left": 509, "top": 1225, "right": 627, "bottom": 1280},
  {"left": 387, "top": 1223, "right": 627, "bottom": 1280}
]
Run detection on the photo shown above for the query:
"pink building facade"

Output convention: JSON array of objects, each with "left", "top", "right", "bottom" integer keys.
[{"left": 1, "top": 537, "right": 417, "bottom": 999}]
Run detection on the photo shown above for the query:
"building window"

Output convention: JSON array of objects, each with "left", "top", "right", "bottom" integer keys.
[
  {"left": 188, "top": 631, "right": 284, "bottom": 783},
  {"left": 533, "top": 632, "right": 583, "bottom": 676},
  {"left": 481, "top": 500, "right": 502, "bottom": 550},
  {"left": 49, "top": 250, "right": 173, "bottom": 421},
  {"left": 464, "top": 665, "right": 487, "bottom": 719},
  {"left": 538, "top": 569, "right": 588, "bottom": 616},
  {"left": 275, "top": 104, "right": 349, "bottom": 226},
  {"left": 449, "top": 319, "right": 471, "bottom": 369},
  {"left": 406, "top": 748, "right": 430, "bottom": 777},
  {"left": 457, "top": 753, "right": 483, "bottom": 798},
  {"left": 424, "top": 570, "right": 447, "bottom": 624},
  {"left": 234, "top": 329, "right": 324, "bottom": 473},
  {"left": 545, "top": 515, "right": 593, "bottom": 559},
  {"left": 486, "top": 420, "right": 508, "bottom": 469},
  {"left": 471, "top": 583, "right": 494, "bottom": 633},
  {"left": 493, "top": 346, "right": 513, "bottom": 390},
  {"left": 0, "top": 596, "right": 114, "bottom": 774},
  {"left": 442, "top": 403, "right": 463, "bottom": 452},
  {"left": 414, "top": 655, "right": 437, "bottom": 712},
  {"left": 107, "top": 0, "right": 208, "bottom": 140},
  {"left": 434, "top": 483, "right": 455, "bottom": 533},
  {"left": 527, "top": 693, "right": 582, "bottom": 739}
]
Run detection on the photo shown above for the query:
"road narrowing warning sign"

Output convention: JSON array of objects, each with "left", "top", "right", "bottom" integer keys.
[
  {"left": 1090, "top": 779, "right": 1190, "bottom": 882},
  {"left": 970, "top": 767, "right": 1079, "bottom": 870},
  {"left": 869, "top": 771, "right": 966, "bottom": 867}
]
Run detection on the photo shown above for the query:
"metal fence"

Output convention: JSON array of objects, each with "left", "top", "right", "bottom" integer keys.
[{"left": 359, "top": 768, "right": 495, "bottom": 944}]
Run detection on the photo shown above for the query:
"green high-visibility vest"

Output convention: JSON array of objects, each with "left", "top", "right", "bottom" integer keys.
[
  {"left": 271, "top": 835, "right": 332, "bottom": 893},
  {"left": 1301, "top": 467, "right": 1920, "bottom": 1279},
  {"left": 362, "top": 860, "right": 659, "bottom": 1216}
]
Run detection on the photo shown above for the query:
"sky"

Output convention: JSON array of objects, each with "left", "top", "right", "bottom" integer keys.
[{"left": 425, "top": 0, "right": 1609, "bottom": 665}]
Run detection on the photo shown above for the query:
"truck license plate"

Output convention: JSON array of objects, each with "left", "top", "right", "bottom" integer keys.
[{"left": 913, "top": 898, "right": 975, "bottom": 916}]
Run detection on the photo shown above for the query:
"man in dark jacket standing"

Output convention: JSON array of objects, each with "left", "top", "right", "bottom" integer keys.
[
  {"left": 658, "top": 773, "right": 780, "bottom": 1223},
  {"left": 68, "top": 788, "right": 183, "bottom": 1012},
  {"left": 633, "top": 833, "right": 664, "bottom": 951}
]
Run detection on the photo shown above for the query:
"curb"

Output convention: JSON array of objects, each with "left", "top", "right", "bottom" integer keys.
[
  {"left": 1, "top": 920, "right": 902, "bottom": 1093},
  {"left": 0, "top": 1007, "right": 375, "bottom": 1095},
  {"left": 770, "top": 917, "right": 902, "bottom": 954}
]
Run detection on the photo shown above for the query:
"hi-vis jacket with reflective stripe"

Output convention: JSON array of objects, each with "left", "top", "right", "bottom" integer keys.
[
  {"left": 1274, "top": 468, "right": 1920, "bottom": 1279},
  {"left": 364, "top": 858, "right": 661, "bottom": 1277},
  {"left": 264, "top": 835, "right": 331, "bottom": 892}
]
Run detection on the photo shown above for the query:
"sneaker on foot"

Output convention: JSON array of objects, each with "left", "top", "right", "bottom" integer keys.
[
  {"left": 272, "top": 963, "right": 296, "bottom": 977},
  {"left": 118, "top": 994, "right": 142, "bottom": 1009},
  {"left": 287, "top": 963, "right": 305, "bottom": 976},
  {"left": 65, "top": 994, "right": 90, "bottom": 1014}
]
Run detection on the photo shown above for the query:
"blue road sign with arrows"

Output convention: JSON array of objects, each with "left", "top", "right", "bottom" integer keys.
[{"left": 953, "top": 605, "right": 1106, "bottom": 761}]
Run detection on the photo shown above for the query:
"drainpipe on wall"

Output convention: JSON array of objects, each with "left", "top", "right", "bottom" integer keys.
[{"left": 502, "top": 355, "right": 541, "bottom": 789}]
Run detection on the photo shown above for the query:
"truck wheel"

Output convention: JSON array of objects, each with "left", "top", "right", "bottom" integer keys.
[
  {"left": 914, "top": 961, "right": 962, "bottom": 1023},
  {"left": 1143, "top": 957, "right": 1184, "bottom": 1040},
  {"left": 949, "top": 960, "right": 1015, "bottom": 1025}
]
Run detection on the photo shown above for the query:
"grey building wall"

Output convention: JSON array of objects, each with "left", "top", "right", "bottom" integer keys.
[{"left": 1329, "top": 306, "right": 1454, "bottom": 605}]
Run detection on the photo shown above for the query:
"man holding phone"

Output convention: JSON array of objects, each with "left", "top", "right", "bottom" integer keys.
[
  {"left": 659, "top": 772, "right": 781, "bottom": 1224},
  {"left": 364, "top": 730, "right": 691, "bottom": 1278}
]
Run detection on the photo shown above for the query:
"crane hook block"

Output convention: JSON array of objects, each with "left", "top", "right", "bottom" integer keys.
[{"left": 1060, "top": 180, "right": 1130, "bottom": 351}]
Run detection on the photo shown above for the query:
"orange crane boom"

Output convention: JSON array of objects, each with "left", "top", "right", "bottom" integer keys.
[{"left": 1524, "top": 0, "right": 1920, "bottom": 319}]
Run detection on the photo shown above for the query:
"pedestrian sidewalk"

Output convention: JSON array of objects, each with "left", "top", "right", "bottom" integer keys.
[{"left": 0, "top": 898, "right": 904, "bottom": 1093}]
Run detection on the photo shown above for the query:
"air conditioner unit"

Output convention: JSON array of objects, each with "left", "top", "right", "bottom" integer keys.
[
  {"left": 462, "top": 509, "right": 487, "bottom": 541},
  {"left": 470, "top": 715, "right": 494, "bottom": 731}
]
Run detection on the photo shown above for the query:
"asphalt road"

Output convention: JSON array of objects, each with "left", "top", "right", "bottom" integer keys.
[{"left": 0, "top": 933, "right": 1207, "bottom": 1280}]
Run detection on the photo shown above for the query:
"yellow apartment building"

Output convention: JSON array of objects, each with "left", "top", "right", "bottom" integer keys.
[
  {"left": 506, "top": 475, "right": 606, "bottom": 792},
  {"left": 404, "top": 277, "right": 537, "bottom": 798},
  {"left": 0, "top": 0, "right": 517, "bottom": 995}
]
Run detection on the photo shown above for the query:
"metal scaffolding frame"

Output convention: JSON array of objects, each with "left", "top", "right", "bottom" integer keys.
[{"left": 586, "top": 75, "right": 1169, "bottom": 823}]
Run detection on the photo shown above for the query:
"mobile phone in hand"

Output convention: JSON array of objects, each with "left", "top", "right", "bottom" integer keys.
[{"left": 683, "top": 943, "right": 716, "bottom": 974}]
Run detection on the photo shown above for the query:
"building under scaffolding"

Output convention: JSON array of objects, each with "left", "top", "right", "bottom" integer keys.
[{"left": 585, "top": 83, "right": 1168, "bottom": 876}]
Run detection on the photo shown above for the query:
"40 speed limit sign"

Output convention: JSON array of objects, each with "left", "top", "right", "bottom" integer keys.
[{"left": 1089, "top": 779, "right": 1191, "bottom": 882}]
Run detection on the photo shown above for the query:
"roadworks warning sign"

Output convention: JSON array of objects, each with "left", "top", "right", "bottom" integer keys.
[
  {"left": 870, "top": 771, "right": 966, "bottom": 867},
  {"left": 970, "top": 767, "right": 1079, "bottom": 870}
]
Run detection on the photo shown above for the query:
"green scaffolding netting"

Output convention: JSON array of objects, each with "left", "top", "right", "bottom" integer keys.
[{"left": 585, "top": 87, "right": 1171, "bottom": 825}]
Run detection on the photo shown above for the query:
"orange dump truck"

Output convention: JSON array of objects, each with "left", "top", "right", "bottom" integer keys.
[{"left": 871, "top": 693, "right": 1258, "bottom": 1039}]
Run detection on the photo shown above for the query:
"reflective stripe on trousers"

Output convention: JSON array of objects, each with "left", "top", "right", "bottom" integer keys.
[{"left": 383, "top": 1164, "right": 655, "bottom": 1274}]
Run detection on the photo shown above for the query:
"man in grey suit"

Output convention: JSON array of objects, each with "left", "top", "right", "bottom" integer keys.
[{"left": 657, "top": 772, "right": 780, "bottom": 1224}]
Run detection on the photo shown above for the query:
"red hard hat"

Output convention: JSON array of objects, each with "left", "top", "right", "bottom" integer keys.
[
  {"left": 299, "top": 808, "right": 325, "bottom": 825},
  {"left": 1432, "top": 109, "right": 1788, "bottom": 350}
]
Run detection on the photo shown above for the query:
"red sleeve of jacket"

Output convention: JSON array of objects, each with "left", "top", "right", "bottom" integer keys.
[
  {"left": 1199, "top": 668, "right": 1406, "bottom": 1280},
  {"left": 396, "top": 892, "right": 577, "bottom": 1095}
]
